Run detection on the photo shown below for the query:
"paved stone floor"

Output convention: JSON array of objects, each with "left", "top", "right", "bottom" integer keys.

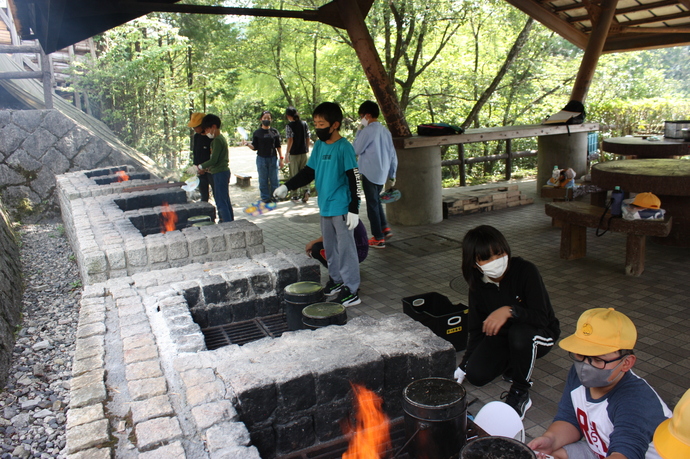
[{"left": 222, "top": 145, "right": 690, "bottom": 442}]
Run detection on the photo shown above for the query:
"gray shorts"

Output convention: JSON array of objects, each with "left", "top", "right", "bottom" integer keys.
[{"left": 563, "top": 440, "right": 598, "bottom": 459}]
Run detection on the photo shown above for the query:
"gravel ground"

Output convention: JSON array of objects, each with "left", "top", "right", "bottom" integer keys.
[{"left": 0, "top": 223, "right": 80, "bottom": 459}]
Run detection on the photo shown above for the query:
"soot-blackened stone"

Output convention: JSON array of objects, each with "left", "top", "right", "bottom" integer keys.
[
  {"left": 230, "top": 300, "right": 256, "bottom": 322},
  {"left": 277, "top": 373, "right": 316, "bottom": 413},
  {"left": 313, "top": 401, "right": 350, "bottom": 442},
  {"left": 248, "top": 426, "right": 276, "bottom": 459},
  {"left": 275, "top": 416, "right": 315, "bottom": 455},
  {"left": 206, "top": 304, "right": 234, "bottom": 327},
  {"left": 256, "top": 296, "right": 281, "bottom": 316},
  {"left": 189, "top": 306, "right": 209, "bottom": 329},
  {"left": 236, "top": 383, "right": 278, "bottom": 427},
  {"left": 202, "top": 279, "right": 231, "bottom": 304},
  {"left": 182, "top": 286, "right": 201, "bottom": 309}
]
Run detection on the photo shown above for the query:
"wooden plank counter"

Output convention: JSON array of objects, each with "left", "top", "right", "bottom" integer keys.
[{"left": 394, "top": 123, "right": 600, "bottom": 149}]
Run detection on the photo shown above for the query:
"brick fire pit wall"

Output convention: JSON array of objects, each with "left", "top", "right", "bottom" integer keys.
[
  {"left": 56, "top": 166, "right": 265, "bottom": 284},
  {"left": 66, "top": 262, "right": 455, "bottom": 458}
]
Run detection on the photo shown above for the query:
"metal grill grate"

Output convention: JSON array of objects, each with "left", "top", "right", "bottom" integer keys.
[
  {"left": 201, "top": 314, "right": 289, "bottom": 350},
  {"left": 280, "top": 418, "right": 409, "bottom": 459}
]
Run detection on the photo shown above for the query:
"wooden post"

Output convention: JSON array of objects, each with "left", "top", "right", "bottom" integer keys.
[
  {"left": 40, "top": 48, "right": 53, "bottom": 109},
  {"left": 459, "top": 144, "right": 466, "bottom": 187},
  {"left": 505, "top": 139, "right": 512, "bottom": 180},
  {"left": 570, "top": 0, "right": 619, "bottom": 102},
  {"left": 334, "top": 0, "right": 410, "bottom": 138}
]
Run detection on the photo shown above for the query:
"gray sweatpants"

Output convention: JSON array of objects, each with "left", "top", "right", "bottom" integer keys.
[{"left": 321, "top": 215, "right": 360, "bottom": 293}]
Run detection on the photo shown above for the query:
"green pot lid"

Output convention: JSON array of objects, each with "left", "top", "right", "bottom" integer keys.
[
  {"left": 302, "top": 302, "right": 345, "bottom": 318},
  {"left": 285, "top": 281, "right": 323, "bottom": 294}
]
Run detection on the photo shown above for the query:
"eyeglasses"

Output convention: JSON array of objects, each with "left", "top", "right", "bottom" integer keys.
[{"left": 568, "top": 352, "right": 628, "bottom": 369}]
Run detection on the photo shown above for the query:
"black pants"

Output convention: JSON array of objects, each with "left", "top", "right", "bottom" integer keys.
[
  {"left": 198, "top": 172, "right": 214, "bottom": 202},
  {"left": 464, "top": 322, "right": 555, "bottom": 392}
]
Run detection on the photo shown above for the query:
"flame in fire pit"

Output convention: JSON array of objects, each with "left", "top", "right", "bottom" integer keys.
[
  {"left": 342, "top": 384, "right": 391, "bottom": 459},
  {"left": 115, "top": 170, "right": 130, "bottom": 182},
  {"left": 160, "top": 202, "right": 178, "bottom": 233}
]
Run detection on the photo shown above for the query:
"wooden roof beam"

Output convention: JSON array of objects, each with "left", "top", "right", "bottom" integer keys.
[
  {"left": 571, "top": 0, "right": 619, "bottom": 102},
  {"left": 567, "top": 0, "right": 682, "bottom": 23},
  {"left": 582, "top": 10, "right": 690, "bottom": 31},
  {"left": 504, "top": 0, "right": 589, "bottom": 48}
]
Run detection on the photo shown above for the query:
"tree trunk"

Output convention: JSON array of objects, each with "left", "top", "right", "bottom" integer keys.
[{"left": 462, "top": 18, "right": 534, "bottom": 130}]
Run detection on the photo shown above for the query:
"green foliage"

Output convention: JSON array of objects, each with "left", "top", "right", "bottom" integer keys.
[{"left": 71, "top": 1, "right": 690, "bottom": 184}]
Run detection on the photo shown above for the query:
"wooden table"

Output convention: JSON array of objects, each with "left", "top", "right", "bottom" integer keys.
[
  {"left": 591, "top": 159, "right": 690, "bottom": 246},
  {"left": 602, "top": 137, "right": 689, "bottom": 158}
]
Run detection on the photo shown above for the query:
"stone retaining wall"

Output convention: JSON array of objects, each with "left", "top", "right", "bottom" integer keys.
[
  {"left": 0, "top": 110, "right": 161, "bottom": 220},
  {"left": 0, "top": 199, "right": 22, "bottom": 388}
]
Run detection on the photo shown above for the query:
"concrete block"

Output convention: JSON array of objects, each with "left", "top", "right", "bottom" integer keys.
[
  {"left": 275, "top": 416, "right": 316, "bottom": 455},
  {"left": 186, "top": 379, "right": 226, "bottom": 407},
  {"left": 205, "top": 421, "right": 251, "bottom": 452},
  {"left": 105, "top": 247, "right": 127, "bottom": 270},
  {"left": 191, "top": 400, "right": 238, "bottom": 431},
  {"left": 125, "top": 360, "right": 163, "bottom": 380},
  {"left": 66, "top": 419, "right": 110, "bottom": 454},
  {"left": 66, "top": 447, "right": 112, "bottom": 459},
  {"left": 66, "top": 404, "right": 105, "bottom": 429},
  {"left": 130, "top": 395, "right": 174, "bottom": 424},
  {"left": 138, "top": 441, "right": 185, "bottom": 459},
  {"left": 71, "top": 383, "right": 107, "bottom": 408},
  {"left": 129, "top": 377, "right": 168, "bottom": 401},
  {"left": 123, "top": 345, "right": 159, "bottom": 364},
  {"left": 71, "top": 369, "right": 105, "bottom": 391},
  {"left": 134, "top": 416, "right": 183, "bottom": 451},
  {"left": 72, "top": 355, "right": 104, "bottom": 377},
  {"left": 209, "top": 446, "right": 262, "bottom": 459}
]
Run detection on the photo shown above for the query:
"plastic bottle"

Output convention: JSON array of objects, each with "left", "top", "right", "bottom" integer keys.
[
  {"left": 552, "top": 165, "right": 560, "bottom": 180},
  {"left": 611, "top": 186, "right": 624, "bottom": 217}
]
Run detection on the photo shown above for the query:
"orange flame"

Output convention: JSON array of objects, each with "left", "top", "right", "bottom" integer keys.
[
  {"left": 342, "top": 384, "right": 391, "bottom": 459},
  {"left": 115, "top": 170, "right": 130, "bottom": 182},
  {"left": 160, "top": 202, "right": 178, "bottom": 233}
]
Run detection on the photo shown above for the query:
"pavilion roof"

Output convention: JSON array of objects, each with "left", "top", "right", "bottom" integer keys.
[
  {"left": 506, "top": 0, "right": 690, "bottom": 52},
  {"left": 10, "top": 0, "right": 690, "bottom": 55}
]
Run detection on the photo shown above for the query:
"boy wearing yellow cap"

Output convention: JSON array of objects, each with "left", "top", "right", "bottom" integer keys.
[
  {"left": 187, "top": 112, "right": 214, "bottom": 203},
  {"left": 653, "top": 388, "right": 690, "bottom": 459},
  {"left": 528, "top": 308, "right": 671, "bottom": 459}
]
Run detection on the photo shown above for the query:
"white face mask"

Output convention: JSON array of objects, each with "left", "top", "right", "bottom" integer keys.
[
  {"left": 477, "top": 254, "right": 509, "bottom": 279},
  {"left": 206, "top": 132, "right": 215, "bottom": 139},
  {"left": 360, "top": 117, "right": 369, "bottom": 128}
]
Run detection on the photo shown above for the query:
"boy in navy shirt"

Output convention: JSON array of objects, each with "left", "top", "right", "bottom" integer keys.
[{"left": 529, "top": 308, "right": 671, "bottom": 459}]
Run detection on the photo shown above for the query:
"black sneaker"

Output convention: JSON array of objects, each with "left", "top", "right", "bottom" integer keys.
[
  {"left": 336, "top": 286, "right": 361, "bottom": 307},
  {"left": 323, "top": 278, "right": 343, "bottom": 296},
  {"left": 500, "top": 387, "right": 532, "bottom": 420}
]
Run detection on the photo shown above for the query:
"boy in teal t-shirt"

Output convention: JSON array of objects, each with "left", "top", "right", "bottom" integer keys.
[{"left": 274, "top": 102, "right": 361, "bottom": 307}]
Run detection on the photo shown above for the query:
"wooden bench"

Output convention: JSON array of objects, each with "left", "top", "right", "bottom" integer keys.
[
  {"left": 541, "top": 185, "right": 573, "bottom": 201},
  {"left": 235, "top": 173, "right": 252, "bottom": 188},
  {"left": 545, "top": 201, "right": 672, "bottom": 276}
]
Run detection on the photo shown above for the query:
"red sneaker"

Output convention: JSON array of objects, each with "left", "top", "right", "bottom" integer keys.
[
  {"left": 368, "top": 237, "right": 386, "bottom": 248},
  {"left": 383, "top": 227, "right": 393, "bottom": 239}
]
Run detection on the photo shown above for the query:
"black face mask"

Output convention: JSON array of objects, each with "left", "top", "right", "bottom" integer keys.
[
  {"left": 261, "top": 120, "right": 271, "bottom": 126},
  {"left": 315, "top": 126, "right": 332, "bottom": 142}
]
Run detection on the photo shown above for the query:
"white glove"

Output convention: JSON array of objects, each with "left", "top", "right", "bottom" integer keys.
[
  {"left": 384, "top": 177, "right": 396, "bottom": 190},
  {"left": 454, "top": 367, "right": 466, "bottom": 384},
  {"left": 346, "top": 212, "right": 359, "bottom": 231},
  {"left": 273, "top": 185, "right": 288, "bottom": 199},
  {"left": 185, "top": 165, "right": 198, "bottom": 176}
]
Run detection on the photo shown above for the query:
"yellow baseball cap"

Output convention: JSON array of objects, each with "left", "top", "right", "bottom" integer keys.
[
  {"left": 632, "top": 192, "right": 661, "bottom": 209},
  {"left": 654, "top": 388, "right": 690, "bottom": 459},
  {"left": 559, "top": 308, "right": 637, "bottom": 355},
  {"left": 187, "top": 112, "right": 205, "bottom": 128}
]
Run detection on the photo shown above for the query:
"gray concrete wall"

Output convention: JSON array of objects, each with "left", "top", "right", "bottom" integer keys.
[
  {"left": 387, "top": 145, "right": 444, "bottom": 226},
  {"left": 0, "top": 199, "right": 23, "bottom": 388},
  {"left": 0, "top": 109, "right": 161, "bottom": 221},
  {"left": 537, "top": 132, "right": 588, "bottom": 192}
]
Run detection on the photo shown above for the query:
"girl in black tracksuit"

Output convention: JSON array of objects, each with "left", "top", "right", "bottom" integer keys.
[{"left": 458, "top": 225, "right": 560, "bottom": 419}]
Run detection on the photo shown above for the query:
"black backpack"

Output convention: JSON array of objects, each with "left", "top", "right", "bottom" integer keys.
[{"left": 417, "top": 123, "right": 464, "bottom": 136}]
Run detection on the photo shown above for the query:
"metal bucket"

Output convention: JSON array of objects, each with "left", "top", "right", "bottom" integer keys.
[
  {"left": 402, "top": 377, "right": 467, "bottom": 459},
  {"left": 302, "top": 302, "right": 347, "bottom": 329},
  {"left": 283, "top": 282, "right": 325, "bottom": 331},
  {"left": 461, "top": 436, "right": 536, "bottom": 459}
]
